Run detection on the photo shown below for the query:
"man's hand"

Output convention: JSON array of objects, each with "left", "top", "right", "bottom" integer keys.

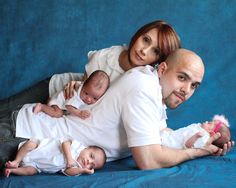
[
  {"left": 202, "top": 132, "right": 221, "bottom": 154},
  {"left": 185, "top": 131, "right": 234, "bottom": 156},
  {"left": 213, "top": 140, "right": 234, "bottom": 156}
]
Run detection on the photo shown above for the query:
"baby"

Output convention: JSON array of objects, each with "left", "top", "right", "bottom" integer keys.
[
  {"left": 33, "top": 70, "right": 110, "bottom": 119},
  {"left": 161, "top": 115, "right": 231, "bottom": 149},
  {"left": 4, "top": 138, "right": 106, "bottom": 177}
]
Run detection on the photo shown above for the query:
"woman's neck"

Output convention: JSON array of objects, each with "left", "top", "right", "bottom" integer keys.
[{"left": 119, "top": 50, "right": 133, "bottom": 71}]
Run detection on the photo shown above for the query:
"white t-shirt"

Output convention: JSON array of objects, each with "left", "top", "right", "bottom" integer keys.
[
  {"left": 20, "top": 139, "right": 86, "bottom": 174},
  {"left": 48, "top": 84, "right": 86, "bottom": 110},
  {"left": 48, "top": 45, "right": 127, "bottom": 97},
  {"left": 16, "top": 65, "right": 167, "bottom": 161},
  {"left": 160, "top": 123, "right": 209, "bottom": 149},
  {"left": 86, "top": 45, "right": 127, "bottom": 84}
]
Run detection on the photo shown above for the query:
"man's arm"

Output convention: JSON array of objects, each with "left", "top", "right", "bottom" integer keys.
[{"left": 131, "top": 133, "right": 221, "bottom": 170}]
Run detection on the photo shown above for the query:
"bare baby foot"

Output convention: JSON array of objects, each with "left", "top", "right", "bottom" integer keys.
[
  {"left": 5, "top": 160, "right": 20, "bottom": 168},
  {"left": 33, "top": 103, "right": 43, "bottom": 114},
  {"left": 4, "top": 168, "right": 12, "bottom": 178}
]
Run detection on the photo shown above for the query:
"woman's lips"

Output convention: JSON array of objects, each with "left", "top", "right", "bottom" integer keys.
[{"left": 135, "top": 51, "right": 144, "bottom": 61}]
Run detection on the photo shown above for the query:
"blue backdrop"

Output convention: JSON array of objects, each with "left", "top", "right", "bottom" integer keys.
[{"left": 0, "top": 0, "right": 235, "bottom": 132}]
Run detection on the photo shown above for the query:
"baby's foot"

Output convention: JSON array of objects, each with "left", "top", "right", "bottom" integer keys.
[
  {"left": 5, "top": 160, "right": 19, "bottom": 168},
  {"left": 33, "top": 103, "right": 43, "bottom": 114},
  {"left": 4, "top": 168, "right": 12, "bottom": 178}
]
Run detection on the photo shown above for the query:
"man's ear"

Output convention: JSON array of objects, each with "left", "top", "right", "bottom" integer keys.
[{"left": 157, "top": 62, "right": 168, "bottom": 76}]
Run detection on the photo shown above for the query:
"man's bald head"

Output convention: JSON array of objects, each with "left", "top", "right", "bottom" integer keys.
[{"left": 165, "top": 49, "right": 204, "bottom": 73}]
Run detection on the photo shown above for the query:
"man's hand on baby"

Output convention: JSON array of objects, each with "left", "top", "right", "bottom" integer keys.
[
  {"left": 186, "top": 131, "right": 234, "bottom": 156},
  {"left": 204, "top": 132, "right": 234, "bottom": 156},
  {"left": 213, "top": 140, "right": 234, "bottom": 156},
  {"left": 202, "top": 132, "right": 221, "bottom": 154}
]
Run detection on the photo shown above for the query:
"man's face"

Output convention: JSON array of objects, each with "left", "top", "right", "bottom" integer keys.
[{"left": 158, "top": 59, "right": 204, "bottom": 109}]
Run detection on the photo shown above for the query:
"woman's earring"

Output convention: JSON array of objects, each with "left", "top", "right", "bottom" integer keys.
[{"left": 154, "top": 64, "right": 159, "bottom": 70}]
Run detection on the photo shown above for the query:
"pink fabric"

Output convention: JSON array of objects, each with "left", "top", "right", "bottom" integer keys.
[{"left": 213, "top": 121, "right": 222, "bottom": 133}]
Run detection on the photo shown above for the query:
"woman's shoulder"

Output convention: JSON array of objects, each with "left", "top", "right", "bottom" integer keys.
[{"left": 88, "top": 45, "right": 127, "bottom": 58}]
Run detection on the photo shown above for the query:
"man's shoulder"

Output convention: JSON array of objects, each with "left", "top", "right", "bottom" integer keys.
[
  {"left": 123, "top": 66, "right": 158, "bottom": 86},
  {"left": 111, "top": 66, "right": 160, "bottom": 98}
]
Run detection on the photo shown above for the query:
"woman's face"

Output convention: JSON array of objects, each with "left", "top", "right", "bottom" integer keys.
[{"left": 129, "top": 28, "right": 160, "bottom": 67}]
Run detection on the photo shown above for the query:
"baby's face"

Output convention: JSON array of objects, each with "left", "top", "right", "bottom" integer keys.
[
  {"left": 201, "top": 121, "right": 218, "bottom": 134},
  {"left": 80, "top": 84, "right": 106, "bottom": 105},
  {"left": 77, "top": 147, "right": 105, "bottom": 170}
]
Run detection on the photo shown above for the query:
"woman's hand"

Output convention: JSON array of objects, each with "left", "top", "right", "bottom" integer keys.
[{"left": 64, "top": 81, "right": 81, "bottom": 99}]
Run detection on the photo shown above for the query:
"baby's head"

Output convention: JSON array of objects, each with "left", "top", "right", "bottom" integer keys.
[
  {"left": 77, "top": 145, "right": 106, "bottom": 171},
  {"left": 202, "top": 115, "right": 231, "bottom": 148},
  {"left": 80, "top": 70, "right": 110, "bottom": 105}
]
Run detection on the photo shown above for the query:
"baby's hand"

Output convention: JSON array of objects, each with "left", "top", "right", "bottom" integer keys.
[
  {"left": 66, "top": 160, "right": 77, "bottom": 168},
  {"left": 185, "top": 132, "right": 204, "bottom": 148},
  {"left": 81, "top": 168, "right": 94, "bottom": 174},
  {"left": 78, "top": 110, "right": 91, "bottom": 119}
]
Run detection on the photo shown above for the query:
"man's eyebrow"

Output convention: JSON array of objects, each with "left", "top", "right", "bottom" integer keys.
[
  {"left": 179, "top": 72, "right": 201, "bottom": 85},
  {"left": 178, "top": 72, "right": 191, "bottom": 80}
]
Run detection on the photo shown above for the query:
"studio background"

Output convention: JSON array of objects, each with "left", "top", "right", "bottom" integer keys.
[{"left": 0, "top": 0, "right": 235, "bottom": 133}]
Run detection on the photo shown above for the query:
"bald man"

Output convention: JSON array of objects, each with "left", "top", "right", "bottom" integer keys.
[{"left": 0, "top": 49, "right": 232, "bottom": 170}]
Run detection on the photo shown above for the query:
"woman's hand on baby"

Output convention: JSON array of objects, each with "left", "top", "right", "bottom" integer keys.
[{"left": 64, "top": 81, "right": 81, "bottom": 99}]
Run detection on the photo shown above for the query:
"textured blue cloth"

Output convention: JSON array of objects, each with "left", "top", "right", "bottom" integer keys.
[
  {"left": 0, "top": 0, "right": 236, "bottom": 187},
  {"left": 1, "top": 147, "right": 236, "bottom": 188}
]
